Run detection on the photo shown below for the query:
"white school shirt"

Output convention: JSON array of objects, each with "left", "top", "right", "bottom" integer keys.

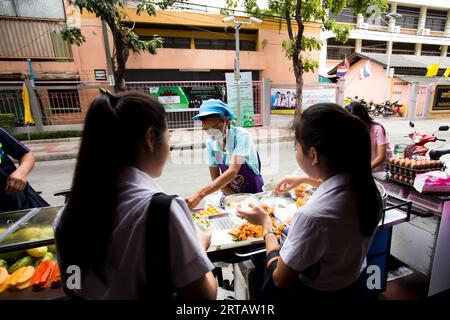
[
  {"left": 54, "top": 166, "right": 214, "bottom": 299},
  {"left": 280, "top": 173, "right": 375, "bottom": 291}
]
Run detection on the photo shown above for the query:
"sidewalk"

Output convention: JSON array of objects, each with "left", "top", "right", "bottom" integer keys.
[{"left": 23, "top": 115, "right": 450, "bottom": 162}]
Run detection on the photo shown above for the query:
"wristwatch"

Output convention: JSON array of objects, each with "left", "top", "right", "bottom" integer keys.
[{"left": 263, "top": 228, "right": 276, "bottom": 240}]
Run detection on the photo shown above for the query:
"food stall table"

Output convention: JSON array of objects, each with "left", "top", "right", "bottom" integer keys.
[{"left": 376, "top": 177, "right": 450, "bottom": 297}]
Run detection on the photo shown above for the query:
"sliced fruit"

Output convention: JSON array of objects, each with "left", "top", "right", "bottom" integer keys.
[
  {"left": 0, "top": 267, "right": 8, "bottom": 286},
  {"left": 26, "top": 246, "right": 48, "bottom": 258},
  {"left": 8, "top": 267, "right": 27, "bottom": 286},
  {"left": 16, "top": 266, "right": 34, "bottom": 285}
]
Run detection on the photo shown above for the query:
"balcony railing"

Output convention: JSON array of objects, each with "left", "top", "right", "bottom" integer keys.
[
  {"left": 327, "top": 46, "right": 355, "bottom": 60},
  {"left": 0, "top": 17, "right": 73, "bottom": 60}
]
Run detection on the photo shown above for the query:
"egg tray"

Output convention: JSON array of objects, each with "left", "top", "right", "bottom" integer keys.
[
  {"left": 386, "top": 174, "right": 415, "bottom": 187},
  {"left": 388, "top": 164, "right": 444, "bottom": 178}
]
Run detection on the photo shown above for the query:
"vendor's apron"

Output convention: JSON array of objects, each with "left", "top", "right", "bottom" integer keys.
[{"left": 215, "top": 151, "right": 264, "bottom": 194}]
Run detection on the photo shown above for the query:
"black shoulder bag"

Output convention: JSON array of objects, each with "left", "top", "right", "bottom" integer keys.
[{"left": 144, "top": 192, "right": 178, "bottom": 301}]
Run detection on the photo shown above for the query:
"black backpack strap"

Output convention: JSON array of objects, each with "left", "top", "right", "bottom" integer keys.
[{"left": 145, "top": 192, "right": 177, "bottom": 300}]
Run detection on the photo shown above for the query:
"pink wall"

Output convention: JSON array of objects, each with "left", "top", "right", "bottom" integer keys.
[
  {"left": 343, "top": 58, "right": 393, "bottom": 103},
  {"left": 259, "top": 29, "right": 320, "bottom": 84},
  {"left": 127, "top": 48, "right": 265, "bottom": 71}
]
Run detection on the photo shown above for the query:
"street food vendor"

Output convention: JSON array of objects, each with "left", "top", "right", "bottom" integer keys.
[
  {"left": 186, "top": 99, "right": 264, "bottom": 210},
  {"left": 0, "top": 126, "right": 48, "bottom": 212}
]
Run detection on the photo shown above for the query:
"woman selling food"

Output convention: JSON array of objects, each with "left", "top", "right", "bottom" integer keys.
[
  {"left": 186, "top": 99, "right": 264, "bottom": 210},
  {"left": 237, "top": 103, "right": 382, "bottom": 300}
]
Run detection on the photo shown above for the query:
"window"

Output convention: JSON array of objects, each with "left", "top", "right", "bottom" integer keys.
[
  {"left": 194, "top": 38, "right": 256, "bottom": 51},
  {"left": 149, "top": 37, "right": 191, "bottom": 49},
  {"left": 0, "top": 0, "right": 65, "bottom": 20},
  {"left": 47, "top": 89, "right": 81, "bottom": 113},
  {"left": 425, "top": 10, "right": 447, "bottom": 32},
  {"left": 329, "top": 8, "right": 357, "bottom": 24},
  {"left": 392, "top": 42, "right": 415, "bottom": 55},
  {"left": 396, "top": 6, "right": 420, "bottom": 29},
  {"left": 421, "top": 44, "right": 442, "bottom": 56},
  {"left": 361, "top": 40, "right": 386, "bottom": 53},
  {"left": 326, "top": 38, "right": 355, "bottom": 60}
]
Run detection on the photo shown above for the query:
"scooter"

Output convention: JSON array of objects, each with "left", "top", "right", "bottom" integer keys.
[
  {"left": 403, "top": 121, "right": 450, "bottom": 159},
  {"left": 381, "top": 101, "right": 402, "bottom": 118}
]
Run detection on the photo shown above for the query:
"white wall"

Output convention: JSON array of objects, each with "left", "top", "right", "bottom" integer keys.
[{"left": 391, "top": 0, "right": 450, "bottom": 10}]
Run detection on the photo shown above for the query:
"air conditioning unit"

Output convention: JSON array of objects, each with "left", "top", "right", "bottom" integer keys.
[
  {"left": 417, "top": 28, "right": 431, "bottom": 36},
  {"left": 389, "top": 26, "right": 401, "bottom": 33}
]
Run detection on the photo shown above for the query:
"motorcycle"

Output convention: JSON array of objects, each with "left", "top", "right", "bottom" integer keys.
[
  {"left": 381, "top": 100, "right": 402, "bottom": 118},
  {"left": 403, "top": 121, "right": 450, "bottom": 159}
]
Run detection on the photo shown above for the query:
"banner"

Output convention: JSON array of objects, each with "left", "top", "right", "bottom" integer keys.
[
  {"left": 225, "top": 72, "right": 254, "bottom": 127},
  {"left": 270, "top": 88, "right": 336, "bottom": 114}
]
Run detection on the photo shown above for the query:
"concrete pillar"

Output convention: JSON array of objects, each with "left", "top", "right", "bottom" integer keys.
[
  {"left": 418, "top": 6, "right": 427, "bottom": 31},
  {"left": 445, "top": 11, "right": 450, "bottom": 37},
  {"left": 390, "top": 3, "right": 397, "bottom": 13},
  {"left": 387, "top": 41, "right": 393, "bottom": 55},
  {"left": 441, "top": 45, "right": 448, "bottom": 57},
  {"left": 355, "top": 39, "right": 362, "bottom": 53},
  {"left": 357, "top": 13, "right": 364, "bottom": 26},
  {"left": 262, "top": 77, "right": 271, "bottom": 127},
  {"left": 408, "top": 82, "right": 419, "bottom": 121},
  {"left": 415, "top": 43, "right": 422, "bottom": 55}
]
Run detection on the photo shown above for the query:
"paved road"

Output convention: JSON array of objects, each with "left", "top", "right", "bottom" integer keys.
[{"left": 28, "top": 141, "right": 301, "bottom": 206}]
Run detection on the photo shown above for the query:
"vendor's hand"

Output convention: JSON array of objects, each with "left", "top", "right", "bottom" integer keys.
[
  {"left": 274, "top": 175, "right": 304, "bottom": 195},
  {"left": 236, "top": 203, "right": 272, "bottom": 229},
  {"left": 185, "top": 192, "right": 203, "bottom": 210},
  {"left": 197, "top": 230, "right": 212, "bottom": 251},
  {"left": 5, "top": 168, "right": 28, "bottom": 195}
]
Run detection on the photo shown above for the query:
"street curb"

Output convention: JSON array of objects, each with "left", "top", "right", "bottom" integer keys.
[
  {"left": 34, "top": 136, "right": 295, "bottom": 162},
  {"left": 34, "top": 153, "right": 79, "bottom": 162},
  {"left": 22, "top": 137, "right": 81, "bottom": 146}
]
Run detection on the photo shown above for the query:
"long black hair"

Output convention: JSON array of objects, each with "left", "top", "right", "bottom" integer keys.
[
  {"left": 350, "top": 102, "right": 387, "bottom": 135},
  {"left": 55, "top": 91, "right": 167, "bottom": 281},
  {"left": 293, "top": 103, "right": 381, "bottom": 236}
]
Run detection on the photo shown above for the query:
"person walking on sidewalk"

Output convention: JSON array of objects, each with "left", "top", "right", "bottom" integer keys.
[
  {"left": 186, "top": 99, "right": 264, "bottom": 210},
  {"left": 0, "top": 127, "right": 49, "bottom": 212}
]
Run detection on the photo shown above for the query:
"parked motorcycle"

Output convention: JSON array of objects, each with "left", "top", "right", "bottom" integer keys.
[
  {"left": 381, "top": 101, "right": 403, "bottom": 118},
  {"left": 403, "top": 121, "right": 450, "bottom": 159}
]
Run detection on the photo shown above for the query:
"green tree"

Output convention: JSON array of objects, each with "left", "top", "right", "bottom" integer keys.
[
  {"left": 62, "top": 0, "right": 185, "bottom": 91},
  {"left": 223, "top": 0, "right": 388, "bottom": 112}
]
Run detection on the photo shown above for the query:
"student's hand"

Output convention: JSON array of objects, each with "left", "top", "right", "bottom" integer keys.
[
  {"left": 236, "top": 203, "right": 272, "bottom": 229},
  {"left": 185, "top": 192, "right": 203, "bottom": 210},
  {"left": 274, "top": 175, "right": 304, "bottom": 194},
  {"left": 6, "top": 168, "right": 28, "bottom": 195},
  {"left": 197, "top": 230, "right": 212, "bottom": 251}
]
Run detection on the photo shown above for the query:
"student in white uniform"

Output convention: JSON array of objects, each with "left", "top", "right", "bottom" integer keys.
[
  {"left": 54, "top": 91, "right": 217, "bottom": 300},
  {"left": 237, "top": 103, "right": 382, "bottom": 300}
]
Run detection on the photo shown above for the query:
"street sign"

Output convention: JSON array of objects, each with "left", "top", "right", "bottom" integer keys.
[{"left": 94, "top": 69, "right": 107, "bottom": 81}]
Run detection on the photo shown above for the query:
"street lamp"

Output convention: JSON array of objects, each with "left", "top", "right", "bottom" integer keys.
[
  {"left": 223, "top": 16, "right": 262, "bottom": 126},
  {"left": 382, "top": 12, "right": 402, "bottom": 102}
]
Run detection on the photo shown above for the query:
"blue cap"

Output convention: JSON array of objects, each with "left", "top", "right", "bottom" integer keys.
[{"left": 192, "top": 99, "right": 235, "bottom": 120}]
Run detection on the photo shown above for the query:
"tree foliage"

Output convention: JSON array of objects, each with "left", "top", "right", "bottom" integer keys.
[
  {"left": 62, "top": 0, "right": 184, "bottom": 91},
  {"left": 223, "top": 0, "right": 388, "bottom": 111}
]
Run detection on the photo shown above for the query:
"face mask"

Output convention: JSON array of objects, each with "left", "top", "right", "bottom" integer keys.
[{"left": 206, "top": 128, "right": 224, "bottom": 141}]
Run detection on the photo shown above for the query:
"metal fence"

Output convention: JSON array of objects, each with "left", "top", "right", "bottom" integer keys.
[{"left": 0, "top": 80, "right": 264, "bottom": 130}]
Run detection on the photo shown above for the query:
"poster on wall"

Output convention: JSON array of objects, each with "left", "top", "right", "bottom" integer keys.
[
  {"left": 149, "top": 86, "right": 224, "bottom": 109},
  {"left": 432, "top": 85, "right": 450, "bottom": 111},
  {"left": 270, "top": 88, "right": 336, "bottom": 114},
  {"left": 225, "top": 72, "right": 254, "bottom": 127}
]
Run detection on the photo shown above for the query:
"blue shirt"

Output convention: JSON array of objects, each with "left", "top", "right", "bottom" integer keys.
[
  {"left": 0, "top": 127, "right": 30, "bottom": 178},
  {"left": 205, "top": 126, "right": 260, "bottom": 175}
]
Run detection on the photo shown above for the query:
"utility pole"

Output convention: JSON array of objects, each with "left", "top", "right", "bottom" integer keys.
[{"left": 101, "top": 20, "right": 115, "bottom": 90}]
